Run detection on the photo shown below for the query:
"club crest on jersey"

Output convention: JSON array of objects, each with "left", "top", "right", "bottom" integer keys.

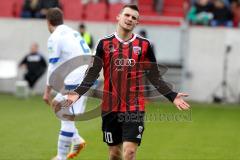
[
  {"left": 133, "top": 46, "right": 142, "bottom": 55},
  {"left": 48, "top": 46, "right": 54, "bottom": 53}
]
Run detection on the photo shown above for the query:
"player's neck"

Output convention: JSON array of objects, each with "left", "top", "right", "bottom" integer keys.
[
  {"left": 116, "top": 27, "right": 133, "bottom": 42},
  {"left": 50, "top": 26, "right": 56, "bottom": 33}
]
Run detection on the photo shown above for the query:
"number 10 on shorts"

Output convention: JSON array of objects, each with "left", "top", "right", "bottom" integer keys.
[{"left": 104, "top": 132, "right": 113, "bottom": 143}]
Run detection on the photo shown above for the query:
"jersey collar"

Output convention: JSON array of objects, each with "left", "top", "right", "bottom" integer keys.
[
  {"left": 53, "top": 24, "right": 67, "bottom": 34},
  {"left": 114, "top": 32, "right": 136, "bottom": 45}
]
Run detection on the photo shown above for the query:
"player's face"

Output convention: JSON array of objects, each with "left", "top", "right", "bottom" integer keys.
[
  {"left": 117, "top": 7, "right": 139, "bottom": 31},
  {"left": 30, "top": 43, "right": 38, "bottom": 53}
]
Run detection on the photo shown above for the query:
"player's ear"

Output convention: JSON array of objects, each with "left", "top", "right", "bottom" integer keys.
[
  {"left": 134, "top": 19, "right": 139, "bottom": 27},
  {"left": 47, "top": 20, "right": 51, "bottom": 28},
  {"left": 47, "top": 21, "right": 52, "bottom": 32},
  {"left": 116, "top": 14, "right": 120, "bottom": 21},
  {"left": 136, "top": 20, "right": 139, "bottom": 25},
  {"left": 136, "top": 15, "right": 139, "bottom": 25}
]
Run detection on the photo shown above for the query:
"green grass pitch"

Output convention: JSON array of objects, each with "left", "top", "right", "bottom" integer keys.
[{"left": 0, "top": 94, "right": 240, "bottom": 160}]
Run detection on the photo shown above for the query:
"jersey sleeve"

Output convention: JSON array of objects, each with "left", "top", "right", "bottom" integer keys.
[
  {"left": 74, "top": 39, "right": 104, "bottom": 95},
  {"left": 46, "top": 37, "right": 62, "bottom": 86},
  {"left": 145, "top": 41, "right": 177, "bottom": 102}
]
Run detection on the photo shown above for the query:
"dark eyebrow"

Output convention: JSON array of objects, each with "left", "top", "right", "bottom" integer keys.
[
  {"left": 132, "top": 16, "right": 137, "bottom": 20},
  {"left": 124, "top": 13, "right": 137, "bottom": 20}
]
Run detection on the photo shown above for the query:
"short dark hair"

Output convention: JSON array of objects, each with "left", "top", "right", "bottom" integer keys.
[
  {"left": 139, "top": 30, "right": 147, "bottom": 38},
  {"left": 46, "top": 7, "right": 63, "bottom": 26},
  {"left": 79, "top": 23, "right": 85, "bottom": 29},
  {"left": 121, "top": 4, "right": 139, "bottom": 13}
]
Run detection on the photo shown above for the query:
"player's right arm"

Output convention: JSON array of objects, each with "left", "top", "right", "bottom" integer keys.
[
  {"left": 43, "top": 85, "right": 52, "bottom": 105},
  {"left": 43, "top": 37, "right": 62, "bottom": 105}
]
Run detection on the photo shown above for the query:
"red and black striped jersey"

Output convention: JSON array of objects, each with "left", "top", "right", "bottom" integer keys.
[{"left": 75, "top": 32, "right": 177, "bottom": 113}]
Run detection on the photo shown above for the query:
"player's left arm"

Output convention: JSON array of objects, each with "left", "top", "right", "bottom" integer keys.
[
  {"left": 19, "top": 55, "right": 27, "bottom": 68},
  {"left": 144, "top": 41, "right": 190, "bottom": 110}
]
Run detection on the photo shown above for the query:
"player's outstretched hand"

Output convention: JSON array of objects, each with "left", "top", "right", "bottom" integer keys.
[
  {"left": 51, "top": 92, "right": 80, "bottom": 109},
  {"left": 65, "top": 92, "right": 80, "bottom": 107},
  {"left": 173, "top": 93, "right": 190, "bottom": 110},
  {"left": 51, "top": 92, "right": 80, "bottom": 115}
]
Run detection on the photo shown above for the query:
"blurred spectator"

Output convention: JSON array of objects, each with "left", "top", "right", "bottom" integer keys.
[
  {"left": 79, "top": 23, "right": 94, "bottom": 49},
  {"left": 21, "top": 0, "right": 60, "bottom": 18},
  {"left": 37, "top": 0, "right": 60, "bottom": 18},
  {"left": 183, "top": 0, "right": 191, "bottom": 16},
  {"left": 187, "top": 0, "right": 214, "bottom": 25},
  {"left": 190, "top": 0, "right": 230, "bottom": 6},
  {"left": 19, "top": 43, "right": 47, "bottom": 90},
  {"left": 21, "top": 0, "right": 41, "bottom": 18},
  {"left": 139, "top": 29, "right": 155, "bottom": 54},
  {"left": 222, "top": 0, "right": 230, "bottom": 7},
  {"left": 139, "top": 29, "right": 147, "bottom": 38},
  {"left": 230, "top": 0, "right": 240, "bottom": 27},
  {"left": 154, "top": 0, "right": 164, "bottom": 13},
  {"left": 229, "top": 0, "right": 238, "bottom": 11},
  {"left": 211, "top": 0, "right": 233, "bottom": 27}
]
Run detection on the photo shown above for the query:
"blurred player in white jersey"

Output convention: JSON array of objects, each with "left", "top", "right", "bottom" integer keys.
[{"left": 42, "top": 8, "right": 91, "bottom": 160}]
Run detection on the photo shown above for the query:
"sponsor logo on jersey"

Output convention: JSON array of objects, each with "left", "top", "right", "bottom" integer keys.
[
  {"left": 114, "top": 58, "right": 136, "bottom": 67},
  {"left": 48, "top": 46, "right": 54, "bottom": 53}
]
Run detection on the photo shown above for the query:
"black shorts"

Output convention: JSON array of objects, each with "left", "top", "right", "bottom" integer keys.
[{"left": 102, "top": 111, "right": 145, "bottom": 146}]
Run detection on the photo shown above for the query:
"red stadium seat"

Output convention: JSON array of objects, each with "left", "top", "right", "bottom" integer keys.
[
  {"left": 162, "top": 6, "right": 184, "bottom": 18},
  {"left": 61, "top": 0, "right": 84, "bottom": 20},
  {"left": 12, "top": 0, "right": 24, "bottom": 17},
  {"left": 162, "top": 10, "right": 184, "bottom": 17},
  {"left": 85, "top": 2, "right": 107, "bottom": 21},
  {"left": 138, "top": 0, "right": 153, "bottom": 5},
  {"left": 0, "top": 0, "right": 15, "bottom": 17},
  {"left": 139, "top": 5, "right": 155, "bottom": 15},
  {"left": 164, "top": 0, "right": 184, "bottom": 7},
  {"left": 162, "top": 0, "right": 184, "bottom": 18},
  {"left": 108, "top": 3, "right": 123, "bottom": 22}
]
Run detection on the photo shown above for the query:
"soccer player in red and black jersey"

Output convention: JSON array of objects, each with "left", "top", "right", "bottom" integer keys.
[{"left": 55, "top": 4, "right": 190, "bottom": 160}]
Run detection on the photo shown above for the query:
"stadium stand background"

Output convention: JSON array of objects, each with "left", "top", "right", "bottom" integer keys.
[
  {"left": 0, "top": 0, "right": 186, "bottom": 25},
  {"left": 1, "top": 0, "right": 240, "bottom": 102}
]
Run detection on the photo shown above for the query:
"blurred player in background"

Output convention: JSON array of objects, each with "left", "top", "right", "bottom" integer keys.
[
  {"left": 57, "top": 4, "right": 190, "bottom": 160},
  {"left": 78, "top": 23, "right": 94, "bottom": 49},
  {"left": 42, "top": 8, "right": 91, "bottom": 160},
  {"left": 19, "top": 42, "right": 47, "bottom": 92}
]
